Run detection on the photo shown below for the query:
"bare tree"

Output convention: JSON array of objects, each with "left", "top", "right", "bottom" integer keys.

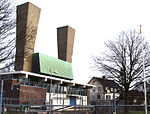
[
  {"left": 0, "top": 0, "right": 16, "bottom": 72},
  {"left": 93, "top": 29, "right": 150, "bottom": 104}
]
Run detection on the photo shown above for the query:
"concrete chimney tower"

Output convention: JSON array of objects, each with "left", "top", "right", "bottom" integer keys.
[
  {"left": 57, "top": 26, "right": 75, "bottom": 63},
  {"left": 15, "top": 2, "right": 41, "bottom": 72}
]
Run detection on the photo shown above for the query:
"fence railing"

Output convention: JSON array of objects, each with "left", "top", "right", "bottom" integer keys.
[
  {"left": 1, "top": 104, "right": 150, "bottom": 114},
  {"left": 0, "top": 98, "right": 150, "bottom": 114},
  {"left": 1, "top": 104, "right": 95, "bottom": 114}
]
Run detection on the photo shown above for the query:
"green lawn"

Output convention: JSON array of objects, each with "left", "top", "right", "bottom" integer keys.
[{"left": 119, "top": 111, "right": 150, "bottom": 114}]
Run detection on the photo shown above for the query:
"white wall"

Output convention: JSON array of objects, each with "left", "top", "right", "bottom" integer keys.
[{"left": 46, "top": 93, "right": 87, "bottom": 110}]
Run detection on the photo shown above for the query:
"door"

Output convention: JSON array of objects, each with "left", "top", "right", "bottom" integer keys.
[{"left": 70, "top": 97, "right": 76, "bottom": 106}]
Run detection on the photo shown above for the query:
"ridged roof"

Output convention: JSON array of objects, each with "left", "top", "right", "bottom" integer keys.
[
  {"left": 89, "top": 77, "right": 119, "bottom": 88},
  {"left": 32, "top": 53, "right": 73, "bottom": 80},
  {"left": 96, "top": 77, "right": 119, "bottom": 88}
]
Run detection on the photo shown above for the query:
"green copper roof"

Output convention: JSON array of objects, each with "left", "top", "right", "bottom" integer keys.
[{"left": 32, "top": 53, "right": 73, "bottom": 80}]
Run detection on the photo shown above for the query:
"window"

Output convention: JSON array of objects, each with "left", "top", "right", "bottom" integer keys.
[
  {"left": 111, "top": 88, "right": 113, "bottom": 92},
  {"left": 97, "top": 94, "right": 101, "bottom": 99},
  {"left": 105, "top": 87, "right": 108, "bottom": 90},
  {"left": 93, "top": 87, "right": 96, "bottom": 92},
  {"left": 98, "top": 87, "right": 101, "bottom": 92},
  {"left": 106, "top": 95, "right": 111, "bottom": 100},
  {"left": 11, "top": 85, "right": 14, "bottom": 90},
  {"left": 92, "top": 80, "right": 95, "bottom": 84},
  {"left": 115, "top": 88, "right": 117, "bottom": 92}
]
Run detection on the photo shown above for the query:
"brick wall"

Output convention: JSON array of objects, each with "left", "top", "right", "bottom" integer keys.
[
  {"left": 19, "top": 85, "right": 46, "bottom": 105},
  {"left": 0, "top": 80, "right": 46, "bottom": 105},
  {"left": 2, "top": 80, "right": 20, "bottom": 104}
]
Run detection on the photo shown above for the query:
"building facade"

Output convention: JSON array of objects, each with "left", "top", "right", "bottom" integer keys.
[
  {"left": 88, "top": 76, "right": 120, "bottom": 105},
  {"left": 0, "top": 2, "right": 94, "bottom": 111},
  {"left": 0, "top": 71, "right": 92, "bottom": 110}
]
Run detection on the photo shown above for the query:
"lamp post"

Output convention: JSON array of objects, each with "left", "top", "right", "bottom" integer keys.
[
  {"left": 48, "top": 69, "right": 58, "bottom": 114},
  {"left": 139, "top": 25, "right": 147, "bottom": 114},
  {"left": 142, "top": 35, "right": 147, "bottom": 114},
  {"left": 49, "top": 68, "right": 53, "bottom": 114}
]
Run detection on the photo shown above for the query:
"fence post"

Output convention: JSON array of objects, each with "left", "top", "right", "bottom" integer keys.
[
  {"left": 113, "top": 89, "right": 116, "bottom": 114},
  {"left": 74, "top": 105, "right": 76, "bottom": 114},
  {"left": 0, "top": 80, "right": 4, "bottom": 114}
]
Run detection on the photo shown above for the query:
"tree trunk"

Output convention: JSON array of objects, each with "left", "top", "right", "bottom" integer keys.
[{"left": 124, "top": 88, "right": 129, "bottom": 113}]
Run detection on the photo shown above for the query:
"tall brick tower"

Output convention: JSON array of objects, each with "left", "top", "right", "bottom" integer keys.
[
  {"left": 15, "top": 2, "right": 41, "bottom": 72},
  {"left": 57, "top": 26, "right": 75, "bottom": 63}
]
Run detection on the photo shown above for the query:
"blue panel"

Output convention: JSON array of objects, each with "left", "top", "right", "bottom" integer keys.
[{"left": 70, "top": 97, "right": 76, "bottom": 106}]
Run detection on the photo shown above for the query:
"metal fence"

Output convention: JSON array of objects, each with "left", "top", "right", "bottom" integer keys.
[
  {"left": 1, "top": 104, "right": 95, "bottom": 114},
  {"left": 1, "top": 104, "right": 150, "bottom": 114},
  {"left": 0, "top": 97, "right": 150, "bottom": 114}
]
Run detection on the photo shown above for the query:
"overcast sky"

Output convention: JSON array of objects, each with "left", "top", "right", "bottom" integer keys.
[{"left": 17, "top": 0, "right": 150, "bottom": 84}]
